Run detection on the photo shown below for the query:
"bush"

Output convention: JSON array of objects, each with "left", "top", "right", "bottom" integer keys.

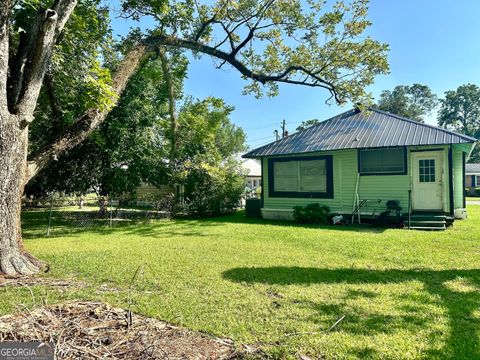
[
  {"left": 475, "top": 187, "right": 480, "bottom": 197},
  {"left": 293, "top": 203, "right": 330, "bottom": 224},
  {"left": 183, "top": 162, "right": 245, "bottom": 217}
]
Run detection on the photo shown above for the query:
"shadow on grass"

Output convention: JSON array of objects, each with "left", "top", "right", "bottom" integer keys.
[
  {"left": 22, "top": 210, "right": 388, "bottom": 240},
  {"left": 22, "top": 211, "right": 220, "bottom": 240},
  {"left": 223, "top": 266, "right": 480, "bottom": 359},
  {"left": 203, "top": 211, "right": 387, "bottom": 233}
]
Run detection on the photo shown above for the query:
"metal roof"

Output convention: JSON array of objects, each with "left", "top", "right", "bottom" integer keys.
[
  {"left": 243, "top": 108, "right": 477, "bottom": 158},
  {"left": 466, "top": 163, "right": 480, "bottom": 174}
]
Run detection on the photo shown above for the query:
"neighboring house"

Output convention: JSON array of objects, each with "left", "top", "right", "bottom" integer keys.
[
  {"left": 242, "top": 158, "right": 262, "bottom": 192},
  {"left": 466, "top": 163, "right": 480, "bottom": 195},
  {"left": 136, "top": 184, "right": 175, "bottom": 198},
  {"left": 243, "top": 108, "right": 477, "bottom": 228}
]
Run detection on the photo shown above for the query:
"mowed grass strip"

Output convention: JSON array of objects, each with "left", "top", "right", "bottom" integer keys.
[{"left": 6, "top": 205, "right": 480, "bottom": 359}]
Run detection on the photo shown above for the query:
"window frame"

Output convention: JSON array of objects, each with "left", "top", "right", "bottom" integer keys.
[
  {"left": 268, "top": 155, "right": 333, "bottom": 198},
  {"left": 418, "top": 159, "right": 436, "bottom": 183},
  {"left": 357, "top": 147, "right": 407, "bottom": 176}
]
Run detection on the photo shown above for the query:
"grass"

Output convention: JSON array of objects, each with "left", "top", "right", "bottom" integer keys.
[{"left": 4, "top": 206, "right": 480, "bottom": 359}]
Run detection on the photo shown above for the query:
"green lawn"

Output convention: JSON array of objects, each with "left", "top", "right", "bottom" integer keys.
[{"left": 4, "top": 206, "right": 480, "bottom": 359}]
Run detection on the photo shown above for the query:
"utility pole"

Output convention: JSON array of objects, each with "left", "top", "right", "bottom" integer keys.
[
  {"left": 281, "top": 119, "right": 286, "bottom": 138},
  {"left": 274, "top": 130, "right": 280, "bottom": 141}
]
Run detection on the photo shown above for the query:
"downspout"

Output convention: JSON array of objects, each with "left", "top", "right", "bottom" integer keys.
[
  {"left": 463, "top": 152, "right": 466, "bottom": 208},
  {"left": 260, "top": 157, "right": 264, "bottom": 209},
  {"left": 448, "top": 145, "right": 454, "bottom": 215}
]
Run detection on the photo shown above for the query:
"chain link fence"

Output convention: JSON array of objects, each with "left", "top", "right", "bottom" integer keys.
[{"left": 22, "top": 195, "right": 175, "bottom": 235}]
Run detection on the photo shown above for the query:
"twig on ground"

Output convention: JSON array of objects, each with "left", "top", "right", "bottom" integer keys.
[{"left": 284, "top": 315, "right": 346, "bottom": 337}]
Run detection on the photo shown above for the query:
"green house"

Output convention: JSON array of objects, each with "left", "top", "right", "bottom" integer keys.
[{"left": 243, "top": 108, "right": 477, "bottom": 228}]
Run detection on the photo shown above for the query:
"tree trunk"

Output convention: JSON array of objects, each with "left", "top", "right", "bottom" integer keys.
[
  {"left": 0, "top": 112, "right": 42, "bottom": 275},
  {"left": 158, "top": 47, "right": 178, "bottom": 162}
]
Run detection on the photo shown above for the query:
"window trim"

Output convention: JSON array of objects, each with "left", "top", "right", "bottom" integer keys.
[
  {"left": 268, "top": 155, "right": 333, "bottom": 198},
  {"left": 357, "top": 147, "right": 407, "bottom": 176}
]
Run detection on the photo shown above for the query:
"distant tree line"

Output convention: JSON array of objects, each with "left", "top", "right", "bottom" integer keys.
[{"left": 296, "top": 83, "right": 480, "bottom": 162}]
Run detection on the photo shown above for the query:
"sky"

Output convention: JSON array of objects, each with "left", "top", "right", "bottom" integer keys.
[{"left": 108, "top": 0, "right": 480, "bottom": 149}]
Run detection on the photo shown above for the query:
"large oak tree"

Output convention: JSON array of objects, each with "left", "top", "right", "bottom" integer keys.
[
  {"left": 438, "top": 84, "right": 480, "bottom": 162},
  {"left": 0, "top": 0, "right": 388, "bottom": 275}
]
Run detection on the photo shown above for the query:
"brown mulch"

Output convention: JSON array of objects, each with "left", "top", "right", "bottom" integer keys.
[{"left": 0, "top": 300, "right": 247, "bottom": 359}]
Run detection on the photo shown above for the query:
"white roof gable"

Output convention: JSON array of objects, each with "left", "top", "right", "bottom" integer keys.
[{"left": 242, "top": 159, "right": 261, "bottom": 177}]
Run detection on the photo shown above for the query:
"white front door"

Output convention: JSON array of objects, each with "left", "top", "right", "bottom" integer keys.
[{"left": 411, "top": 151, "right": 444, "bottom": 211}]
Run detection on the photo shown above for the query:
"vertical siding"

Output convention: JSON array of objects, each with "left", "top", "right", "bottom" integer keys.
[{"left": 261, "top": 144, "right": 470, "bottom": 216}]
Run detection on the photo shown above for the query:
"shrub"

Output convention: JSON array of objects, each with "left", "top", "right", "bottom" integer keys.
[
  {"left": 183, "top": 162, "right": 245, "bottom": 217},
  {"left": 293, "top": 203, "right": 330, "bottom": 224},
  {"left": 475, "top": 187, "right": 480, "bottom": 197}
]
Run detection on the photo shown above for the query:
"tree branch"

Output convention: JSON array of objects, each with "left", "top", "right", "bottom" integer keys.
[
  {"left": 0, "top": 0, "right": 11, "bottom": 113},
  {"left": 52, "top": 0, "right": 78, "bottom": 36},
  {"left": 12, "top": 0, "right": 77, "bottom": 123},
  {"left": 14, "top": 9, "right": 58, "bottom": 121},
  {"left": 44, "top": 73, "right": 63, "bottom": 118},
  {"left": 8, "top": 24, "right": 37, "bottom": 111},
  {"left": 230, "top": 0, "right": 275, "bottom": 57},
  {"left": 158, "top": 46, "right": 178, "bottom": 162},
  {"left": 147, "top": 34, "right": 340, "bottom": 101},
  {"left": 26, "top": 45, "right": 148, "bottom": 181}
]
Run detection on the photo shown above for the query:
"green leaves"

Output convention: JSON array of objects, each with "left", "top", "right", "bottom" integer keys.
[
  {"left": 438, "top": 84, "right": 480, "bottom": 162},
  {"left": 119, "top": 0, "right": 388, "bottom": 103},
  {"left": 376, "top": 84, "right": 438, "bottom": 122},
  {"left": 438, "top": 84, "right": 480, "bottom": 137}
]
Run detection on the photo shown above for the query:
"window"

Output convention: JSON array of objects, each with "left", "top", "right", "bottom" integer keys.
[
  {"left": 268, "top": 156, "right": 333, "bottom": 198},
  {"left": 475, "top": 175, "right": 480, "bottom": 187},
  {"left": 359, "top": 147, "right": 406, "bottom": 175},
  {"left": 273, "top": 161, "right": 298, "bottom": 191},
  {"left": 299, "top": 160, "right": 326, "bottom": 192},
  {"left": 419, "top": 159, "right": 435, "bottom": 182},
  {"left": 273, "top": 159, "right": 326, "bottom": 192}
]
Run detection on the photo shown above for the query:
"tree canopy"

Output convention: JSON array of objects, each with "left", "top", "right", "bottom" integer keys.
[
  {"left": 296, "top": 118, "right": 321, "bottom": 131},
  {"left": 438, "top": 84, "right": 480, "bottom": 162},
  {"left": 375, "top": 83, "right": 438, "bottom": 122},
  {"left": 27, "top": 56, "right": 246, "bottom": 198}
]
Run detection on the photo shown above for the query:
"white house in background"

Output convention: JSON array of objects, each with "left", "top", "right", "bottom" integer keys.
[
  {"left": 466, "top": 163, "right": 480, "bottom": 195},
  {"left": 242, "top": 159, "right": 262, "bottom": 191}
]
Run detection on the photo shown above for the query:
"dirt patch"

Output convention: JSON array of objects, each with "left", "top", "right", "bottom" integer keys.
[
  {"left": 0, "top": 301, "right": 245, "bottom": 359},
  {"left": 0, "top": 274, "right": 86, "bottom": 291}
]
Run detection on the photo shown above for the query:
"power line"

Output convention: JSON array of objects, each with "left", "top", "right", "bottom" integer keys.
[
  {"left": 242, "top": 121, "right": 279, "bottom": 131},
  {"left": 247, "top": 135, "right": 275, "bottom": 142}
]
